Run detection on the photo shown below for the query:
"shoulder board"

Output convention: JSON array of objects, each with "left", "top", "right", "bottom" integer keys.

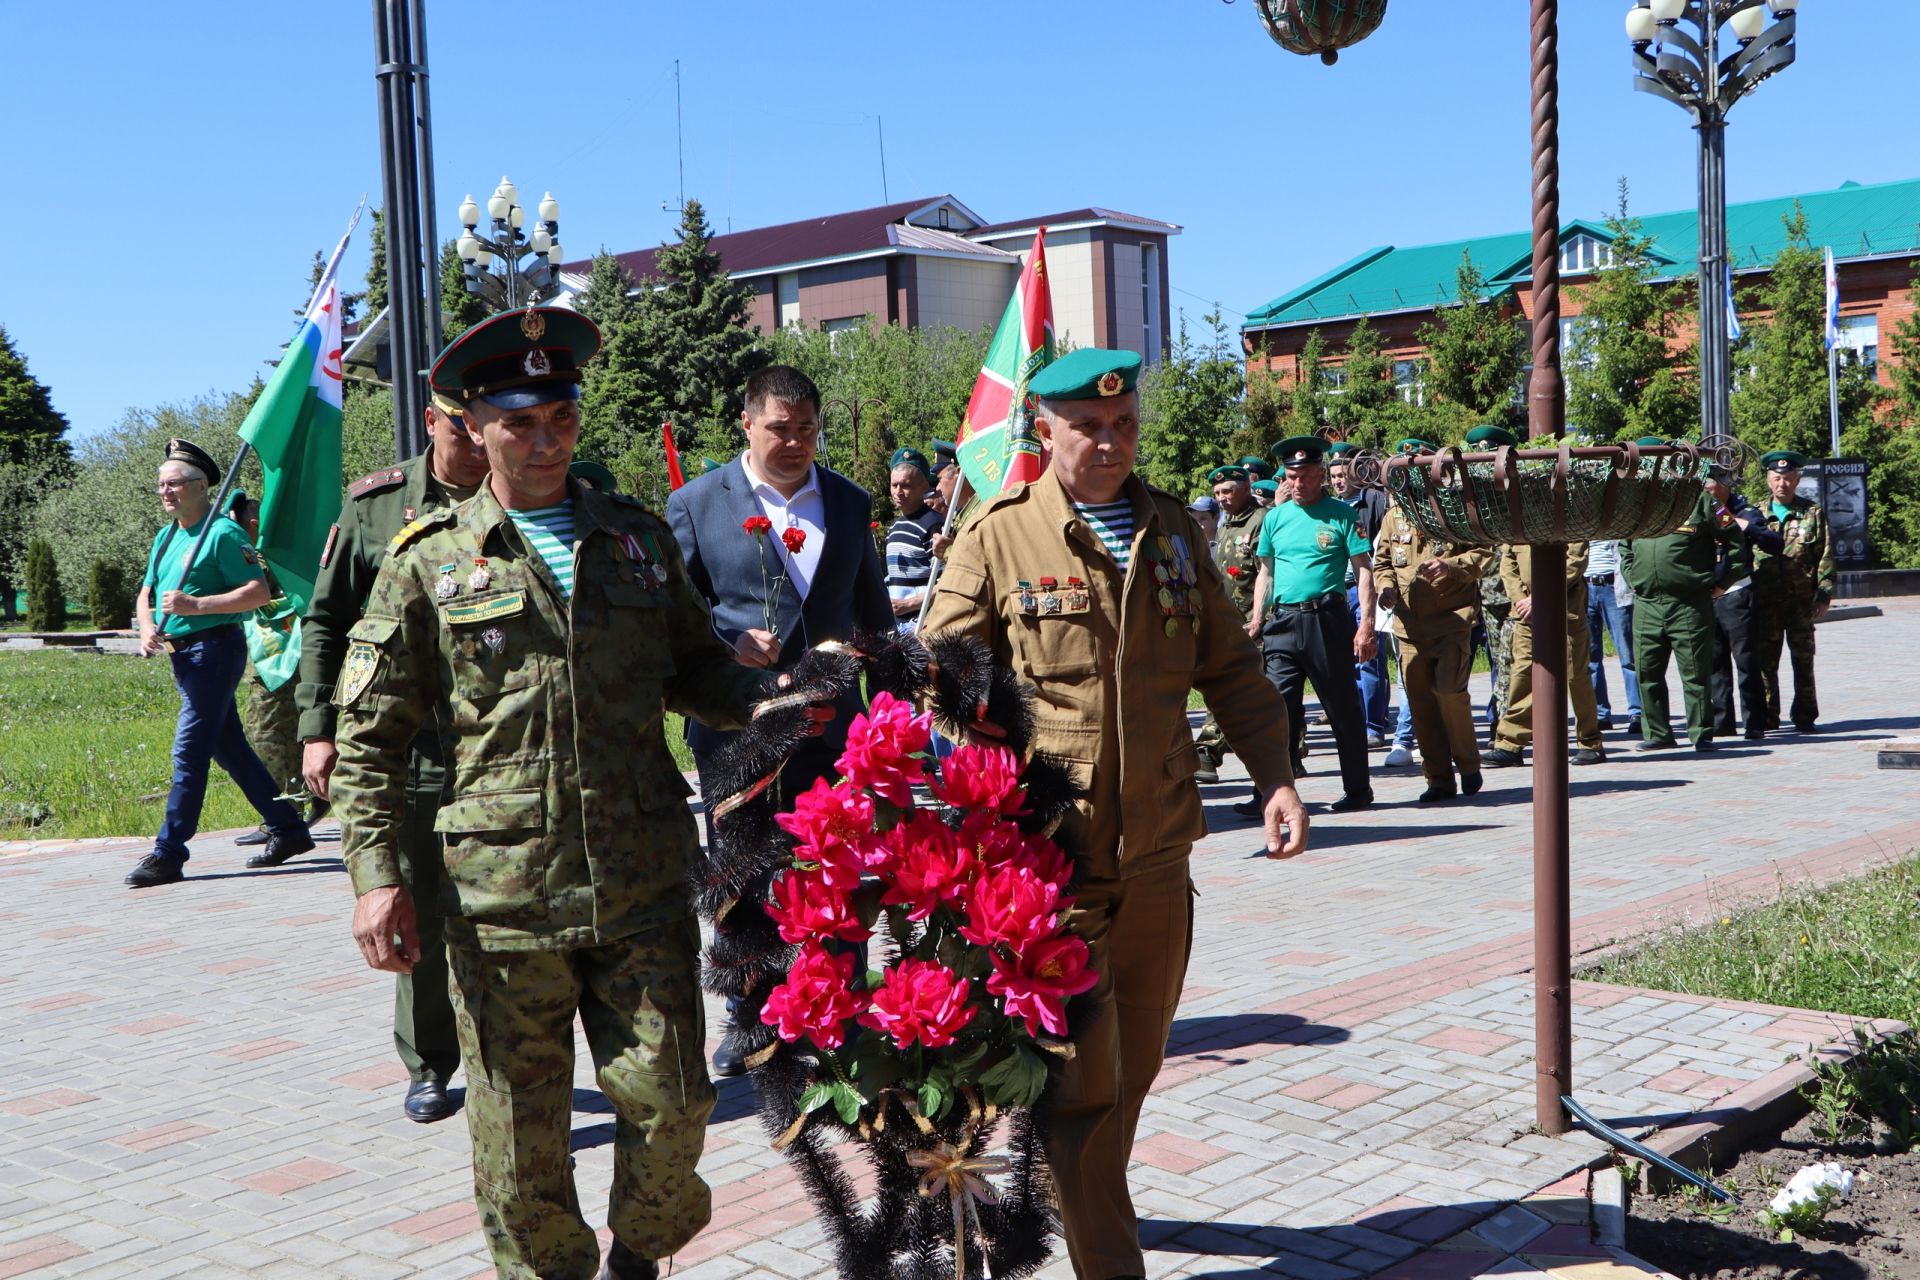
[
  {"left": 350, "top": 467, "right": 408, "bottom": 500},
  {"left": 387, "top": 508, "right": 456, "bottom": 555}
]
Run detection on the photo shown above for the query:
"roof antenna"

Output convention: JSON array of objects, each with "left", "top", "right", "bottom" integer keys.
[
  {"left": 877, "top": 115, "right": 889, "bottom": 204},
  {"left": 675, "top": 59, "right": 686, "bottom": 211}
]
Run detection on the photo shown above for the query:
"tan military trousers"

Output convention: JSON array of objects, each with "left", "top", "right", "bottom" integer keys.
[
  {"left": 447, "top": 919, "right": 714, "bottom": 1279},
  {"left": 1495, "top": 615, "right": 1602, "bottom": 752},
  {"left": 1399, "top": 629, "right": 1480, "bottom": 784},
  {"left": 1046, "top": 855, "right": 1195, "bottom": 1279}
]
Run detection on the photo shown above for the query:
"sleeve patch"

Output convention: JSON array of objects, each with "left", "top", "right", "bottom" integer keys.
[
  {"left": 334, "top": 641, "right": 383, "bottom": 707},
  {"left": 319, "top": 523, "right": 340, "bottom": 570}
]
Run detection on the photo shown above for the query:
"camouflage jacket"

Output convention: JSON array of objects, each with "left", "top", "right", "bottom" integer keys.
[
  {"left": 1370, "top": 506, "right": 1492, "bottom": 640},
  {"left": 1752, "top": 495, "right": 1835, "bottom": 604},
  {"left": 330, "top": 479, "right": 777, "bottom": 951},
  {"left": 1212, "top": 503, "right": 1267, "bottom": 617}
]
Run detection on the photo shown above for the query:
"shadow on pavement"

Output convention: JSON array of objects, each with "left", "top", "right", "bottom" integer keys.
[
  {"left": 1166, "top": 1013, "right": 1349, "bottom": 1057},
  {"left": 1142, "top": 1196, "right": 1511, "bottom": 1272},
  {"left": 1230, "top": 822, "right": 1502, "bottom": 853},
  {"left": 184, "top": 859, "right": 346, "bottom": 881}
]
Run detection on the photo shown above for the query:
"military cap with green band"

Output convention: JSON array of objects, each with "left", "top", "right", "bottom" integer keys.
[
  {"left": 1028, "top": 348, "right": 1142, "bottom": 401},
  {"left": 568, "top": 459, "right": 619, "bottom": 492},
  {"left": 1272, "top": 434, "right": 1326, "bottom": 467},
  {"left": 1207, "top": 463, "right": 1250, "bottom": 484},
  {"left": 430, "top": 306, "right": 601, "bottom": 409},
  {"left": 930, "top": 439, "right": 957, "bottom": 474},
  {"left": 1250, "top": 478, "right": 1280, "bottom": 496},
  {"left": 1394, "top": 437, "right": 1437, "bottom": 456},
  {"left": 1760, "top": 449, "right": 1811, "bottom": 472},
  {"left": 1464, "top": 424, "right": 1520, "bottom": 449},
  {"left": 1325, "top": 441, "right": 1359, "bottom": 459},
  {"left": 1238, "top": 455, "right": 1275, "bottom": 481}
]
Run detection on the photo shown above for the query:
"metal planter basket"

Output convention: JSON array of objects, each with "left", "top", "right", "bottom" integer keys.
[{"left": 1380, "top": 441, "right": 1705, "bottom": 547}]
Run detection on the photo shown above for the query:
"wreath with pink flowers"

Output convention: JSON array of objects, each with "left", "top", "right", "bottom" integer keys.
[{"left": 690, "top": 630, "right": 1089, "bottom": 1280}]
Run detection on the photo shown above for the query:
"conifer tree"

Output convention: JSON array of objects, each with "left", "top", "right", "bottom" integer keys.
[{"left": 1419, "top": 251, "right": 1524, "bottom": 426}]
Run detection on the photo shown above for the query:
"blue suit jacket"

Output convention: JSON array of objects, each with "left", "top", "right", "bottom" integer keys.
[{"left": 667, "top": 456, "right": 893, "bottom": 765}]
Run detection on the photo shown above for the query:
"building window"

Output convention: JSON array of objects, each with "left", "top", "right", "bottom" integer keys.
[
  {"left": 1561, "top": 316, "right": 1598, "bottom": 370},
  {"left": 1836, "top": 314, "right": 1878, "bottom": 367},
  {"left": 937, "top": 206, "right": 950, "bottom": 230},
  {"left": 1321, "top": 364, "right": 1350, "bottom": 392},
  {"left": 1559, "top": 233, "right": 1614, "bottom": 275},
  {"left": 823, "top": 316, "right": 861, "bottom": 349},
  {"left": 1141, "top": 242, "right": 1162, "bottom": 360},
  {"left": 1393, "top": 359, "right": 1425, "bottom": 405}
]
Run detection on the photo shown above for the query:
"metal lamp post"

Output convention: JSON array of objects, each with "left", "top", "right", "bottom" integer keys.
[
  {"left": 1626, "top": 0, "right": 1798, "bottom": 445},
  {"left": 455, "top": 178, "right": 567, "bottom": 312}
]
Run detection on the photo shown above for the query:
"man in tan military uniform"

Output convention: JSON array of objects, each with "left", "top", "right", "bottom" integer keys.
[
  {"left": 332, "top": 308, "right": 796, "bottom": 1280},
  {"left": 1487, "top": 541, "right": 1607, "bottom": 766},
  {"left": 1372, "top": 490, "right": 1492, "bottom": 802},
  {"left": 924, "top": 348, "right": 1307, "bottom": 1280},
  {"left": 1192, "top": 462, "right": 1266, "bottom": 781}
]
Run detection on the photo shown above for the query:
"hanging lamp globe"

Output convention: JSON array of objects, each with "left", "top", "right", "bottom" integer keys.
[{"left": 1253, "top": 0, "right": 1389, "bottom": 64}]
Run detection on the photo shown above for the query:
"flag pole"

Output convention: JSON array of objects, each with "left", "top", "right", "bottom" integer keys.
[
  {"left": 1827, "top": 342, "right": 1841, "bottom": 457},
  {"left": 914, "top": 473, "right": 974, "bottom": 627}
]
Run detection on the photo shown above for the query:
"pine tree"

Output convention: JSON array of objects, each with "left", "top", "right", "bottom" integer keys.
[
  {"left": 577, "top": 251, "right": 648, "bottom": 465},
  {"left": 1326, "top": 315, "right": 1396, "bottom": 446},
  {"left": 1843, "top": 263, "right": 1920, "bottom": 567},
  {"left": 438, "top": 239, "right": 489, "bottom": 340},
  {"left": 0, "top": 325, "right": 71, "bottom": 463},
  {"left": 1291, "top": 329, "right": 1336, "bottom": 432},
  {"left": 1564, "top": 185, "right": 1695, "bottom": 442},
  {"left": 1419, "top": 251, "right": 1524, "bottom": 426},
  {"left": 300, "top": 250, "right": 364, "bottom": 328},
  {"left": 1226, "top": 340, "right": 1294, "bottom": 462},
  {"left": 363, "top": 208, "right": 388, "bottom": 317},
  {"left": 1137, "top": 309, "right": 1244, "bottom": 497},
  {"left": 87, "top": 559, "right": 131, "bottom": 629},
  {"left": 25, "top": 536, "right": 62, "bottom": 632}
]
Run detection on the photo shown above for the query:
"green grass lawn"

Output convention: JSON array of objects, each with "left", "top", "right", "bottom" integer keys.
[
  {"left": 0, "top": 650, "right": 695, "bottom": 840},
  {"left": 1588, "top": 856, "right": 1920, "bottom": 1025}
]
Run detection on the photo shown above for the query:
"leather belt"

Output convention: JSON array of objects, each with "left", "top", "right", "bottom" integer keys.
[
  {"left": 1273, "top": 590, "right": 1344, "bottom": 614},
  {"left": 1585, "top": 574, "right": 1614, "bottom": 584}
]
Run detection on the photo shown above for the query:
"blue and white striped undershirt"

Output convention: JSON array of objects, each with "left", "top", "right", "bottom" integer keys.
[
  {"left": 1072, "top": 500, "right": 1135, "bottom": 573},
  {"left": 508, "top": 502, "right": 577, "bottom": 599}
]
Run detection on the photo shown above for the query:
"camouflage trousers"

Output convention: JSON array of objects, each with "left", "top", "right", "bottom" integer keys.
[
  {"left": 1483, "top": 606, "right": 1514, "bottom": 732},
  {"left": 1753, "top": 591, "right": 1819, "bottom": 730},
  {"left": 448, "top": 918, "right": 715, "bottom": 1278},
  {"left": 241, "top": 668, "right": 301, "bottom": 801},
  {"left": 1193, "top": 713, "right": 1228, "bottom": 762}
]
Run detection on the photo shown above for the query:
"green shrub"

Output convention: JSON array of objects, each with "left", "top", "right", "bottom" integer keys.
[
  {"left": 87, "top": 559, "right": 132, "bottom": 629},
  {"left": 24, "top": 538, "right": 63, "bottom": 632}
]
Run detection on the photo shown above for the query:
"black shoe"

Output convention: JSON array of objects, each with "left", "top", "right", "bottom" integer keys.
[
  {"left": 1627, "top": 716, "right": 1642, "bottom": 736},
  {"left": 1483, "top": 748, "right": 1524, "bottom": 768},
  {"left": 1794, "top": 721, "right": 1820, "bottom": 734},
  {"left": 1694, "top": 739, "right": 1717, "bottom": 753},
  {"left": 1417, "top": 782, "right": 1458, "bottom": 803},
  {"left": 600, "top": 1237, "right": 660, "bottom": 1280},
  {"left": 245, "top": 827, "right": 317, "bottom": 869},
  {"left": 125, "top": 854, "right": 184, "bottom": 888},
  {"left": 1744, "top": 727, "right": 1766, "bottom": 741},
  {"left": 1572, "top": 747, "right": 1606, "bottom": 766},
  {"left": 1460, "top": 772, "right": 1484, "bottom": 796},
  {"left": 1328, "top": 792, "right": 1374, "bottom": 813},
  {"left": 234, "top": 826, "right": 272, "bottom": 847},
  {"left": 403, "top": 1079, "right": 457, "bottom": 1123},
  {"left": 1230, "top": 798, "right": 1263, "bottom": 820},
  {"left": 1193, "top": 749, "right": 1221, "bottom": 785},
  {"left": 1598, "top": 716, "right": 1617, "bottom": 731},
  {"left": 1634, "top": 737, "right": 1678, "bottom": 752},
  {"left": 711, "top": 1038, "right": 746, "bottom": 1079}
]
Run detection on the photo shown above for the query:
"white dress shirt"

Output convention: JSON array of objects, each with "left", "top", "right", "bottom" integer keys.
[{"left": 740, "top": 451, "right": 826, "bottom": 601}]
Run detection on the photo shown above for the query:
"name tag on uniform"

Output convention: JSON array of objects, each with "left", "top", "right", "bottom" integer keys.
[{"left": 445, "top": 590, "right": 526, "bottom": 627}]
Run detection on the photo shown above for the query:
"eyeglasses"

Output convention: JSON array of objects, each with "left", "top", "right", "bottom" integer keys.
[{"left": 155, "top": 479, "right": 203, "bottom": 493}]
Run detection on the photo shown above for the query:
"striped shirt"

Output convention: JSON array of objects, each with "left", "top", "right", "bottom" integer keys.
[
  {"left": 508, "top": 502, "right": 577, "bottom": 600},
  {"left": 1072, "top": 500, "right": 1135, "bottom": 573},
  {"left": 886, "top": 506, "right": 942, "bottom": 605}
]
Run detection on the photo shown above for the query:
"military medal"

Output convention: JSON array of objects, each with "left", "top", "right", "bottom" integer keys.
[
  {"left": 434, "top": 563, "right": 461, "bottom": 599},
  {"left": 1017, "top": 580, "right": 1037, "bottom": 614},
  {"left": 1158, "top": 586, "right": 1176, "bottom": 610},
  {"left": 639, "top": 533, "right": 672, "bottom": 586},
  {"left": 481, "top": 626, "right": 506, "bottom": 655},
  {"left": 468, "top": 557, "right": 492, "bottom": 592},
  {"left": 1038, "top": 576, "right": 1061, "bottom": 614},
  {"left": 1066, "top": 576, "right": 1088, "bottom": 611},
  {"left": 1165, "top": 618, "right": 1181, "bottom": 637}
]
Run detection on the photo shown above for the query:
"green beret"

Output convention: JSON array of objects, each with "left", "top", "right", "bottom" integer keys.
[
  {"left": 1238, "top": 456, "right": 1275, "bottom": 480},
  {"left": 1465, "top": 425, "right": 1520, "bottom": 449},
  {"left": 1250, "top": 478, "right": 1280, "bottom": 496},
  {"left": 1207, "top": 464, "right": 1250, "bottom": 484},
  {"left": 1273, "top": 434, "right": 1326, "bottom": 467},
  {"left": 1029, "top": 348, "right": 1142, "bottom": 401},
  {"left": 1395, "top": 438, "right": 1437, "bottom": 456},
  {"left": 1760, "top": 449, "right": 1811, "bottom": 472},
  {"left": 889, "top": 447, "right": 932, "bottom": 478},
  {"left": 430, "top": 306, "right": 601, "bottom": 409},
  {"left": 569, "top": 459, "right": 618, "bottom": 492},
  {"left": 1325, "top": 442, "right": 1359, "bottom": 459},
  {"left": 163, "top": 437, "right": 220, "bottom": 486}
]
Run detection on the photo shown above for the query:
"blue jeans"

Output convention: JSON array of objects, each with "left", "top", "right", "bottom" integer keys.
[
  {"left": 155, "top": 626, "right": 303, "bottom": 863},
  {"left": 1586, "top": 577, "right": 1640, "bottom": 721},
  {"left": 1348, "top": 585, "right": 1389, "bottom": 735}
]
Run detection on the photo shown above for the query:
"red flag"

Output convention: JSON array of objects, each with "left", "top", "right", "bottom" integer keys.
[
  {"left": 956, "top": 228, "right": 1055, "bottom": 498},
  {"left": 662, "top": 420, "right": 686, "bottom": 490}
]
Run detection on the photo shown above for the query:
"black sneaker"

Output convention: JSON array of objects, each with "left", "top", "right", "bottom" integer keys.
[
  {"left": 1482, "top": 747, "right": 1524, "bottom": 768},
  {"left": 1572, "top": 747, "right": 1606, "bottom": 766},
  {"left": 245, "top": 827, "right": 317, "bottom": 869},
  {"left": 125, "top": 854, "right": 184, "bottom": 889}
]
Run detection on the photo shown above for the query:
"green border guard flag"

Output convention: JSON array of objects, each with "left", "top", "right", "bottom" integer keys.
[{"left": 956, "top": 227, "right": 1055, "bottom": 499}]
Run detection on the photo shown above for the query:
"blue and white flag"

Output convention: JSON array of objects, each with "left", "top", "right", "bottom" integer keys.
[
  {"left": 1822, "top": 246, "right": 1840, "bottom": 351},
  {"left": 1726, "top": 265, "right": 1742, "bottom": 343}
]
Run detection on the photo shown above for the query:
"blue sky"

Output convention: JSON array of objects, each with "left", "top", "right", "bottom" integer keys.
[{"left": 8, "top": 2, "right": 1914, "bottom": 441}]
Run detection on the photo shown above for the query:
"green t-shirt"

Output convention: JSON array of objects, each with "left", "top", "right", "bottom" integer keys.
[
  {"left": 1256, "top": 497, "right": 1369, "bottom": 604},
  {"left": 143, "top": 512, "right": 264, "bottom": 639}
]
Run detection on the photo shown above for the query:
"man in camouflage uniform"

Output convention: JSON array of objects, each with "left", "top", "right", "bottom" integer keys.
[
  {"left": 1751, "top": 450, "right": 1835, "bottom": 733},
  {"left": 228, "top": 493, "right": 304, "bottom": 846},
  {"left": 1193, "top": 462, "right": 1265, "bottom": 782},
  {"left": 295, "top": 393, "right": 489, "bottom": 1122},
  {"left": 331, "top": 308, "right": 794, "bottom": 1280}
]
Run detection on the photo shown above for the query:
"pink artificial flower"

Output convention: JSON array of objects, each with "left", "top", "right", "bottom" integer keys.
[
  {"left": 1016, "top": 831, "right": 1074, "bottom": 891},
  {"left": 776, "top": 777, "right": 880, "bottom": 890},
  {"left": 955, "top": 809, "right": 1025, "bottom": 868},
  {"left": 879, "top": 810, "right": 973, "bottom": 921},
  {"left": 929, "top": 744, "right": 1029, "bottom": 816},
  {"left": 762, "top": 943, "right": 866, "bottom": 1049},
  {"left": 987, "top": 934, "right": 1098, "bottom": 1038},
  {"left": 959, "top": 859, "right": 1069, "bottom": 954},
  {"left": 766, "top": 866, "right": 872, "bottom": 945},
  {"left": 858, "top": 958, "right": 977, "bottom": 1050},
  {"left": 835, "top": 691, "right": 933, "bottom": 808}
]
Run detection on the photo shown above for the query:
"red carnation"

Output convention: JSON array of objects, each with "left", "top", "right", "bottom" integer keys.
[
  {"left": 762, "top": 942, "right": 866, "bottom": 1049},
  {"left": 743, "top": 514, "right": 774, "bottom": 536},
  {"left": 879, "top": 810, "right": 973, "bottom": 921},
  {"left": 782, "top": 525, "right": 807, "bottom": 554},
  {"left": 836, "top": 691, "right": 933, "bottom": 808},
  {"left": 766, "top": 865, "right": 872, "bottom": 945},
  {"left": 987, "top": 934, "right": 1098, "bottom": 1038},
  {"left": 959, "top": 859, "right": 1070, "bottom": 954},
  {"left": 929, "top": 744, "right": 1028, "bottom": 816},
  {"left": 858, "top": 958, "right": 976, "bottom": 1050},
  {"left": 775, "top": 777, "right": 881, "bottom": 890},
  {"left": 1226, "top": 565, "right": 1243, "bottom": 579}
]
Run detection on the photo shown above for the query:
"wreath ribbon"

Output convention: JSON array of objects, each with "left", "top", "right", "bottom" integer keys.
[{"left": 906, "top": 1141, "right": 1011, "bottom": 1280}]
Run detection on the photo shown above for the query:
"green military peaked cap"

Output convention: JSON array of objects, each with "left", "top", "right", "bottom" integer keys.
[
  {"left": 1029, "top": 348, "right": 1142, "bottom": 401},
  {"left": 1395, "top": 437, "right": 1437, "bottom": 456},
  {"left": 1465, "top": 425, "right": 1520, "bottom": 449},
  {"left": 1208, "top": 463, "right": 1250, "bottom": 484},
  {"left": 1251, "top": 478, "right": 1280, "bottom": 496},
  {"left": 430, "top": 306, "right": 601, "bottom": 409},
  {"left": 1273, "top": 434, "right": 1325, "bottom": 467},
  {"left": 1325, "top": 441, "right": 1359, "bottom": 458},
  {"left": 1760, "top": 449, "right": 1811, "bottom": 472},
  {"left": 889, "top": 447, "right": 931, "bottom": 478},
  {"left": 1634, "top": 435, "right": 1672, "bottom": 447},
  {"left": 930, "top": 440, "right": 957, "bottom": 474},
  {"left": 1238, "top": 456, "right": 1275, "bottom": 480},
  {"left": 163, "top": 437, "right": 221, "bottom": 486},
  {"left": 568, "top": 459, "right": 618, "bottom": 492}
]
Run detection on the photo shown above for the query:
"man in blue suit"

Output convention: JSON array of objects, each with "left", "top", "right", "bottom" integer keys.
[{"left": 667, "top": 364, "right": 893, "bottom": 1074}]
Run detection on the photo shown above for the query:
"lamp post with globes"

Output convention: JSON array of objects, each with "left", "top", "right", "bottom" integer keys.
[
  {"left": 1626, "top": 0, "right": 1798, "bottom": 446},
  {"left": 455, "top": 177, "right": 566, "bottom": 313}
]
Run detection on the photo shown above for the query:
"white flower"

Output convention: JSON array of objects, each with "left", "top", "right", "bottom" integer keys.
[{"left": 1769, "top": 1162, "right": 1853, "bottom": 1214}]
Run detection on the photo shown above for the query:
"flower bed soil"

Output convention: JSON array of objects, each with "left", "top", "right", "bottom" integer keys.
[{"left": 1629, "top": 1113, "right": 1920, "bottom": 1280}]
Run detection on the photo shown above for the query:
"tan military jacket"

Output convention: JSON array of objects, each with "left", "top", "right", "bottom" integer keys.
[
  {"left": 331, "top": 480, "right": 775, "bottom": 951},
  {"left": 923, "top": 470, "right": 1294, "bottom": 880},
  {"left": 1370, "top": 507, "right": 1492, "bottom": 642},
  {"left": 1500, "top": 541, "right": 1591, "bottom": 622},
  {"left": 1212, "top": 502, "right": 1266, "bottom": 617}
]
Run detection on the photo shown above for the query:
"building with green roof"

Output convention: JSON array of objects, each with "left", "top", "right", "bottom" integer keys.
[{"left": 1241, "top": 177, "right": 1919, "bottom": 398}]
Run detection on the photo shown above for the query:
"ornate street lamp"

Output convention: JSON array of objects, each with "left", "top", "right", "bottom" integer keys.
[
  {"left": 1249, "top": 0, "right": 1389, "bottom": 64},
  {"left": 1626, "top": 0, "right": 1798, "bottom": 447},
  {"left": 455, "top": 176, "right": 566, "bottom": 312}
]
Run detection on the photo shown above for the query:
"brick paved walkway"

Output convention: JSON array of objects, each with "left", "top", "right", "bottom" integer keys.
[{"left": 2, "top": 600, "right": 1915, "bottom": 1279}]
